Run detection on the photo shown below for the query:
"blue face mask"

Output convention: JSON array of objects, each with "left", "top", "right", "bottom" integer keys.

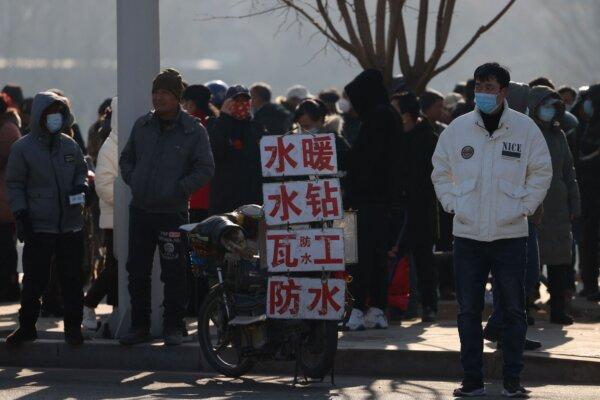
[
  {"left": 584, "top": 99, "right": 594, "bottom": 118},
  {"left": 45, "top": 113, "right": 63, "bottom": 133},
  {"left": 475, "top": 92, "right": 499, "bottom": 114},
  {"left": 538, "top": 105, "right": 556, "bottom": 122}
]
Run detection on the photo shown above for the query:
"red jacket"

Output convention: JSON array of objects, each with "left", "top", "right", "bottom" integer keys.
[{"left": 189, "top": 110, "right": 211, "bottom": 210}]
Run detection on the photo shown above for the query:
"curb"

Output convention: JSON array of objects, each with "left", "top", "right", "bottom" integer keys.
[{"left": 1, "top": 339, "right": 598, "bottom": 384}]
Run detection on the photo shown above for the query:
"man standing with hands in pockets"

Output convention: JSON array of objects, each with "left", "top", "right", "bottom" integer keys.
[{"left": 432, "top": 63, "right": 552, "bottom": 398}]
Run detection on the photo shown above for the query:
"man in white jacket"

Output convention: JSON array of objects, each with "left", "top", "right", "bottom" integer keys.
[{"left": 432, "top": 63, "right": 552, "bottom": 398}]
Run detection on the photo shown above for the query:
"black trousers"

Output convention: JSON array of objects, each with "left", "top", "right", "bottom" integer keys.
[
  {"left": 0, "top": 223, "right": 19, "bottom": 299},
  {"left": 19, "top": 231, "right": 84, "bottom": 329},
  {"left": 349, "top": 205, "right": 390, "bottom": 311},
  {"left": 84, "top": 229, "right": 118, "bottom": 308},
  {"left": 126, "top": 206, "right": 188, "bottom": 329},
  {"left": 580, "top": 215, "right": 599, "bottom": 293},
  {"left": 547, "top": 264, "right": 570, "bottom": 317},
  {"left": 410, "top": 241, "right": 439, "bottom": 311}
]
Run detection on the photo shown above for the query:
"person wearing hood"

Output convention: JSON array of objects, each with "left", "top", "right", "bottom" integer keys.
[
  {"left": 432, "top": 63, "right": 552, "bottom": 397},
  {"left": 207, "top": 85, "right": 265, "bottom": 215},
  {"left": 578, "top": 83, "right": 600, "bottom": 302},
  {"left": 5, "top": 91, "right": 88, "bottom": 347},
  {"left": 82, "top": 97, "right": 119, "bottom": 330},
  {"left": 250, "top": 82, "right": 291, "bottom": 136},
  {"left": 344, "top": 69, "right": 403, "bottom": 331},
  {"left": 0, "top": 94, "right": 21, "bottom": 302},
  {"left": 527, "top": 86, "right": 581, "bottom": 324},
  {"left": 119, "top": 69, "right": 215, "bottom": 346},
  {"left": 339, "top": 91, "right": 361, "bottom": 147},
  {"left": 47, "top": 89, "right": 86, "bottom": 154}
]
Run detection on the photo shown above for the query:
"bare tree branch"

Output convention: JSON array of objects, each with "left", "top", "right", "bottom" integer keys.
[
  {"left": 396, "top": 1, "right": 412, "bottom": 75},
  {"left": 375, "top": 0, "right": 387, "bottom": 66},
  {"left": 413, "top": 0, "right": 455, "bottom": 91},
  {"left": 414, "top": 0, "right": 429, "bottom": 71},
  {"left": 432, "top": 0, "right": 517, "bottom": 76},
  {"left": 336, "top": 0, "right": 370, "bottom": 67},
  {"left": 198, "top": 5, "right": 287, "bottom": 21},
  {"left": 354, "top": 0, "right": 378, "bottom": 66},
  {"left": 385, "top": 0, "right": 404, "bottom": 78},
  {"left": 316, "top": 0, "right": 354, "bottom": 52}
]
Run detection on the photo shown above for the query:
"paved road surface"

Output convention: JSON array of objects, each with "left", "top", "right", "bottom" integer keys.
[{"left": 0, "top": 367, "right": 599, "bottom": 399}]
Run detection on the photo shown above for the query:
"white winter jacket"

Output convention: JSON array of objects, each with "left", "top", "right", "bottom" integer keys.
[
  {"left": 431, "top": 101, "right": 552, "bottom": 242},
  {"left": 95, "top": 97, "right": 118, "bottom": 230}
]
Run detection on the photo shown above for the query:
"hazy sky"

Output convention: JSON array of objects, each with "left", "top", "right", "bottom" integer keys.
[{"left": 0, "top": 0, "right": 598, "bottom": 133}]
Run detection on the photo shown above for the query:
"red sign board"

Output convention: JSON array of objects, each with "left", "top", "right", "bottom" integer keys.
[
  {"left": 260, "top": 134, "right": 338, "bottom": 177},
  {"left": 266, "top": 228, "right": 345, "bottom": 273},
  {"left": 267, "top": 277, "right": 345, "bottom": 320},
  {"left": 262, "top": 179, "right": 343, "bottom": 225}
]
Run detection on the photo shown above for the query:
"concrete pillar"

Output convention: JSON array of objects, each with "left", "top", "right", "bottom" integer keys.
[{"left": 112, "top": 0, "right": 162, "bottom": 338}]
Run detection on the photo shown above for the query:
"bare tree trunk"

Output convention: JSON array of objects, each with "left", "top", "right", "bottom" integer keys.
[{"left": 203, "top": 0, "right": 518, "bottom": 94}]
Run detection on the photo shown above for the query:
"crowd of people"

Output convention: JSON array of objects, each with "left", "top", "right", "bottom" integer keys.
[{"left": 0, "top": 61, "right": 599, "bottom": 396}]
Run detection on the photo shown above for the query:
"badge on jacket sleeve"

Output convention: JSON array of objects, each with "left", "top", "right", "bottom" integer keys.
[{"left": 461, "top": 146, "right": 474, "bottom": 159}]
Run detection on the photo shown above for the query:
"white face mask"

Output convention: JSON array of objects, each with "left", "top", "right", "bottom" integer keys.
[
  {"left": 45, "top": 113, "right": 63, "bottom": 133},
  {"left": 338, "top": 98, "right": 352, "bottom": 114}
]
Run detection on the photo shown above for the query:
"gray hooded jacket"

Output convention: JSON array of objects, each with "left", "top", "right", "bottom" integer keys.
[
  {"left": 6, "top": 91, "right": 88, "bottom": 233},
  {"left": 528, "top": 85, "right": 581, "bottom": 265}
]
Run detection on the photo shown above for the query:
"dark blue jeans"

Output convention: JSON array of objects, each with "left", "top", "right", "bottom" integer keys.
[
  {"left": 486, "top": 222, "right": 540, "bottom": 332},
  {"left": 454, "top": 236, "right": 528, "bottom": 380}
]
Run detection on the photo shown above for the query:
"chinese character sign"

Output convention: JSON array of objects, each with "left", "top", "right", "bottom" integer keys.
[
  {"left": 266, "top": 228, "right": 345, "bottom": 273},
  {"left": 260, "top": 134, "right": 338, "bottom": 177},
  {"left": 267, "top": 277, "right": 345, "bottom": 320},
  {"left": 263, "top": 179, "right": 343, "bottom": 225}
]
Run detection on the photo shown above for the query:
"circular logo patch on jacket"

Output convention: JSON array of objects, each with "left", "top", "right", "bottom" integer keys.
[{"left": 461, "top": 146, "right": 474, "bottom": 159}]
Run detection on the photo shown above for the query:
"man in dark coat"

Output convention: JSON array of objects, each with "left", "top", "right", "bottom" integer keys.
[
  {"left": 119, "top": 68, "right": 215, "bottom": 346},
  {"left": 392, "top": 92, "right": 439, "bottom": 322},
  {"left": 208, "top": 85, "right": 265, "bottom": 215},
  {"left": 250, "top": 82, "right": 291, "bottom": 136},
  {"left": 344, "top": 69, "right": 403, "bottom": 331}
]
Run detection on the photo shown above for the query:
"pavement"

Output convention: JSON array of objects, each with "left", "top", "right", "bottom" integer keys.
[
  {"left": 1, "top": 367, "right": 599, "bottom": 399},
  {"left": 2, "top": 296, "right": 600, "bottom": 384}
]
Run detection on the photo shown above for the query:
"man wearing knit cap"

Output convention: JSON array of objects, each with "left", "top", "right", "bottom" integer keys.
[{"left": 119, "top": 68, "right": 215, "bottom": 346}]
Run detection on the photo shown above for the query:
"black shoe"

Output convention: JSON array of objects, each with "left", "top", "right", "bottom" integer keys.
[
  {"left": 40, "top": 303, "right": 64, "bottom": 318},
  {"left": 586, "top": 291, "right": 600, "bottom": 302},
  {"left": 550, "top": 313, "right": 574, "bottom": 325},
  {"left": 119, "top": 328, "right": 152, "bottom": 346},
  {"left": 164, "top": 327, "right": 183, "bottom": 346},
  {"left": 578, "top": 288, "right": 592, "bottom": 298},
  {"left": 421, "top": 307, "right": 437, "bottom": 323},
  {"left": 64, "top": 327, "right": 84, "bottom": 346},
  {"left": 497, "top": 338, "right": 541, "bottom": 351},
  {"left": 453, "top": 379, "right": 486, "bottom": 397},
  {"left": 502, "top": 377, "right": 529, "bottom": 398},
  {"left": 524, "top": 338, "right": 541, "bottom": 350},
  {"left": 5, "top": 327, "right": 37, "bottom": 347},
  {"left": 483, "top": 326, "right": 501, "bottom": 343}
]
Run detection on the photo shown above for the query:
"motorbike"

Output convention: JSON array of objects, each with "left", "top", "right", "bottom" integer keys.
[{"left": 180, "top": 205, "right": 344, "bottom": 382}]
